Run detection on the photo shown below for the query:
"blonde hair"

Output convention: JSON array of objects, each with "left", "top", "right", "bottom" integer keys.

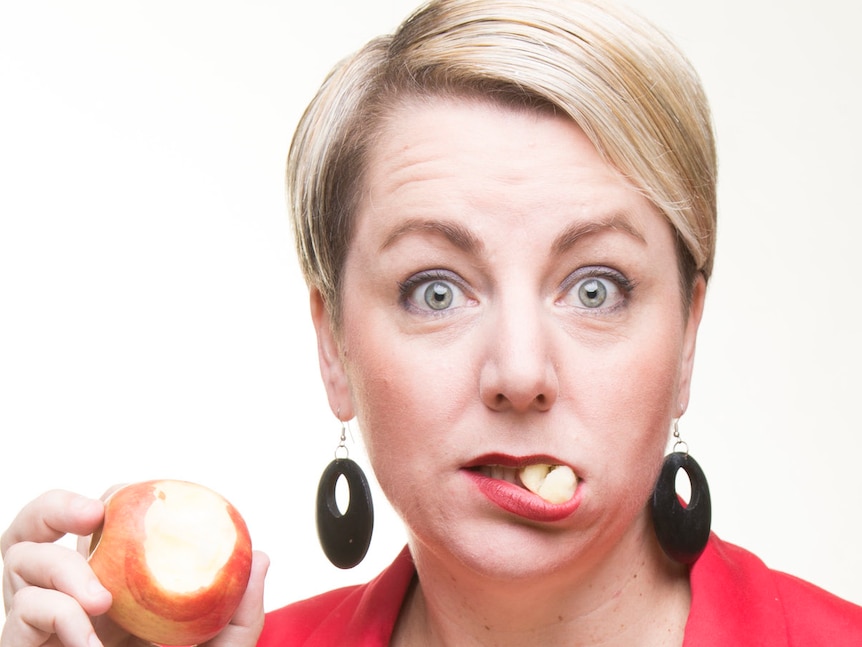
[{"left": 288, "top": 0, "right": 717, "bottom": 327}]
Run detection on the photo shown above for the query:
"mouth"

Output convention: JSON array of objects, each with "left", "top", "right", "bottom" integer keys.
[{"left": 467, "top": 462, "right": 578, "bottom": 505}]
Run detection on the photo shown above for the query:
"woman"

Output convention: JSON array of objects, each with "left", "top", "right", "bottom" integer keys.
[{"left": 3, "top": 0, "right": 861, "bottom": 645}]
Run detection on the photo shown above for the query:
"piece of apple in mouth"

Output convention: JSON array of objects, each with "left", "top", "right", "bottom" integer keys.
[
  {"left": 472, "top": 463, "right": 578, "bottom": 504},
  {"left": 519, "top": 464, "right": 578, "bottom": 504},
  {"left": 88, "top": 479, "right": 253, "bottom": 647}
]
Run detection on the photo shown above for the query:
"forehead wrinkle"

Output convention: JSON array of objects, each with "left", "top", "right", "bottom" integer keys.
[
  {"left": 551, "top": 213, "right": 647, "bottom": 255},
  {"left": 378, "top": 217, "right": 484, "bottom": 255}
]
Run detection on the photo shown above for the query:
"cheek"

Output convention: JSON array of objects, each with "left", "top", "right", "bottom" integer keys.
[
  {"left": 584, "top": 334, "right": 683, "bottom": 485},
  {"left": 615, "top": 349, "right": 679, "bottom": 422},
  {"left": 343, "top": 331, "right": 455, "bottom": 473}
]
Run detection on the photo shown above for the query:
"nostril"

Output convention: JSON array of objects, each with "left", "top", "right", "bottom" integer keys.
[{"left": 490, "top": 391, "right": 550, "bottom": 411}]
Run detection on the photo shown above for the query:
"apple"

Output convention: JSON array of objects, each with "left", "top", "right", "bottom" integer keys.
[{"left": 88, "top": 479, "right": 253, "bottom": 646}]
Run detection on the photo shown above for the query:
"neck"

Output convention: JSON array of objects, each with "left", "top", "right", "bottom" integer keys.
[{"left": 392, "top": 513, "right": 690, "bottom": 647}]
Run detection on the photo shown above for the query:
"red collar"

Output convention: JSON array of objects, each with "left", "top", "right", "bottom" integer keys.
[{"left": 261, "top": 534, "right": 862, "bottom": 646}]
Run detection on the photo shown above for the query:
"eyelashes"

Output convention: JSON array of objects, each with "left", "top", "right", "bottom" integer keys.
[
  {"left": 398, "top": 270, "right": 471, "bottom": 314},
  {"left": 558, "top": 266, "right": 635, "bottom": 312},
  {"left": 398, "top": 266, "right": 636, "bottom": 315}
]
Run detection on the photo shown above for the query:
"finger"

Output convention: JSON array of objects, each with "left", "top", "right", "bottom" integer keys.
[
  {"left": 1, "top": 586, "right": 104, "bottom": 647},
  {"left": 76, "top": 484, "right": 127, "bottom": 558},
  {"left": 3, "top": 542, "right": 111, "bottom": 617},
  {"left": 204, "top": 550, "right": 269, "bottom": 647},
  {"left": 1, "top": 491, "right": 104, "bottom": 557},
  {"left": 231, "top": 551, "right": 270, "bottom": 629}
]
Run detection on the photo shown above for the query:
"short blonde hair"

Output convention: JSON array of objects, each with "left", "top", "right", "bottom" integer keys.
[{"left": 288, "top": 0, "right": 717, "bottom": 327}]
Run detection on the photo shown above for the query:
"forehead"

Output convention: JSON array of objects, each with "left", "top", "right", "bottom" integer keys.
[
  {"left": 341, "top": 94, "right": 687, "bottom": 316},
  {"left": 356, "top": 95, "right": 661, "bottom": 244},
  {"left": 370, "top": 95, "right": 576, "bottom": 176}
]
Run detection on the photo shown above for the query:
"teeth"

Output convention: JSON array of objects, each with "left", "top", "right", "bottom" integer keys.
[
  {"left": 519, "top": 464, "right": 577, "bottom": 504},
  {"left": 479, "top": 465, "right": 521, "bottom": 485}
]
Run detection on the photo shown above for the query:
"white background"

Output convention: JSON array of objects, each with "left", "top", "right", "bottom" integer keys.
[{"left": 1, "top": 0, "right": 861, "bottom": 632}]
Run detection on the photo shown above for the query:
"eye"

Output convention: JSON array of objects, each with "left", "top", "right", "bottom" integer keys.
[
  {"left": 400, "top": 272, "right": 469, "bottom": 313},
  {"left": 578, "top": 278, "right": 608, "bottom": 307},
  {"left": 559, "top": 268, "right": 631, "bottom": 311},
  {"left": 423, "top": 281, "right": 455, "bottom": 310}
]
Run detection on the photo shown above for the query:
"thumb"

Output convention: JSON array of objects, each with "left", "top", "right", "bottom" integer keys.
[{"left": 204, "top": 550, "right": 269, "bottom": 647}]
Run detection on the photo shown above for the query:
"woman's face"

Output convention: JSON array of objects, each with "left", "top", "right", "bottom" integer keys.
[{"left": 314, "top": 97, "right": 704, "bottom": 580}]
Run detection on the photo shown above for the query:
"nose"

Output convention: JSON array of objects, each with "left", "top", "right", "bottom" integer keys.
[{"left": 478, "top": 297, "right": 559, "bottom": 413}]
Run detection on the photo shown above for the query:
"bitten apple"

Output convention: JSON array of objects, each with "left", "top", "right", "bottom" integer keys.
[{"left": 88, "top": 479, "right": 253, "bottom": 646}]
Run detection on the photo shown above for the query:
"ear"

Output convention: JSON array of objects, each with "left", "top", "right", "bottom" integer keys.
[
  {"left": 676, "top": 274, "right": 707, "bottom": 416},
  {"left": 310, "top": 289, "right": 355, "bottom": 420}
]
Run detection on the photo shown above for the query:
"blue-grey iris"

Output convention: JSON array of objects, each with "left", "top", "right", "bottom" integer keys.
[
  {"left": 579, "top": 278, "right": 606, "bottom": 307},
  {"left": 425, "top": 281, "right": 453, "bottom": 310}
]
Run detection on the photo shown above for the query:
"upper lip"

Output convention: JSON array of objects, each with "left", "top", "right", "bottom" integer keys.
[{"left": 463, "top": 453, "right": 574, "bottom": 470}]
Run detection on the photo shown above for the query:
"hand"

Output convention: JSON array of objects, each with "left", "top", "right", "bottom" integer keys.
[
  {"left": 200, "top": 549, "right": 269, "bottom": 647},
  {"left": 1, "top": 490, "right": 269, "bottom": 647}
]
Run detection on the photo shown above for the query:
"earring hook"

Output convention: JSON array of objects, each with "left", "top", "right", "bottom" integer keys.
[
  {"left": 334, "top": 411, "right": 354, "bottom": 460},
  {"left": 672, "top": 418, "right": 689, "bottom": 455}
]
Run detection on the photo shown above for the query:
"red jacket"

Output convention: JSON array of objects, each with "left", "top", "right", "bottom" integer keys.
[{"left": 258, "top": 534, "right": 862, "bottom": 646}]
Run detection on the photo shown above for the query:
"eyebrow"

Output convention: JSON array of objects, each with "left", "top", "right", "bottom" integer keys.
[
  {"left": 379, "top": 212, "right": 645, "bottom": 256},
  {"left": 379, "top": 218, "right": 484, "bottom": 255},
  {"left": 551, "top": 213, "right": 646, "bottom": 254}
]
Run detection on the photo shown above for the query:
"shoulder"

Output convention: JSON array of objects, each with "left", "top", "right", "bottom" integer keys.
[
  {"left": 771, "top": 567, "right": 862, "bottom": 644},
  {"left": 257, "top": 547, "right": 416, "bottom": 647},
  {"left": 257, "top": 585, "right": 361, "bottom": 646},
  {"left": 686, "top": 534, "right": 862, "bottom": 647}
]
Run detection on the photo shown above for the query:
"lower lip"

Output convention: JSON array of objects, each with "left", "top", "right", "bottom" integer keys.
[{"left": 463, "top": 470, "right": 582, "bottom": 523}]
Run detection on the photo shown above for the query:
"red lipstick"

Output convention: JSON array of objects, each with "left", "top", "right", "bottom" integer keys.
[{"left": 462, "top": 454, "right": 582, "bottom": 523}]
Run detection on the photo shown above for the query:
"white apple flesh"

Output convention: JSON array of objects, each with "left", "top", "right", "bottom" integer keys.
[{"left": 88, "top": 479, "right": 253, "bottom": 646}]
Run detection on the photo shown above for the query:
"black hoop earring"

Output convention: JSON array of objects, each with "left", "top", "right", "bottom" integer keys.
[
  {"left": 316, "top": 420, "right": 374, "bottom": 569},
  {"left": 650, "top": 422, "right": 711, "bottom": 565}
]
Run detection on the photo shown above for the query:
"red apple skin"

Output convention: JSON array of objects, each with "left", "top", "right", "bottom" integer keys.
[{"left": 88, "top": 480, "right": 253, "bottom": 647}]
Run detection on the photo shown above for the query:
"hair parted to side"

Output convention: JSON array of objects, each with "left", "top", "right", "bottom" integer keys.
[{"left": 288, "top": 0, "right": 717, "bottom": 329}]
